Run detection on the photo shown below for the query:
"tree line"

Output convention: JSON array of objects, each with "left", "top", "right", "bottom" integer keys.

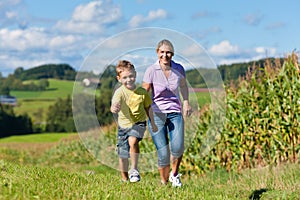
[{"left": 185, "top": 57, "right": 285, "bottom": 88}]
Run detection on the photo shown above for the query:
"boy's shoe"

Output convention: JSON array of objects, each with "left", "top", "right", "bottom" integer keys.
[
  {"left": 169, "top": 172, "right": 182, "bottom": 187},
  {"left": 129, "top": 169, "right": 140, "bottom": 183}
]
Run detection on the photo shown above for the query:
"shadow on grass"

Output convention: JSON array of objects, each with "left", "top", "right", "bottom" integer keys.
[{"left": 249, "top": 188, "right": 268, "bottom": 200}]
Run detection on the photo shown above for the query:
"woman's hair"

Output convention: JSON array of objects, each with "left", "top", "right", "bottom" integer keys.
[
  {"left": 116, "top": 60, "right": 135, "bottom": 77},
  {"left": 156, "top": 39, "right": 174, "bottom": 55}
]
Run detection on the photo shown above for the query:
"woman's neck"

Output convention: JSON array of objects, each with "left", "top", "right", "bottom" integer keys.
[{"left": 159, "top": 61, "right": 171, "bottom": 71}]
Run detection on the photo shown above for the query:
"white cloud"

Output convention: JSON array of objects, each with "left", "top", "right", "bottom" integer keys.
[
  {"left": 243, "top": 13, "right": 264, "bottom": 26},
  {"left": 129, "top": 9, "right": 167, "bottom": 27},
  {"left": 209, "top": 40, "right": 239, "bottom": 56},
  {"left": 49, "top": 35, "right": 77, "bottom": 48},
  {"left": 255, "top": 46, "right": 276, "bottom": 56},
  {"left": 209, "top": 42, "right": 278, "bottom": 66},
  {"left": 5, "top": 11, "right": 18, "bottom": 19},
  {"left": 265, "top": 22, "right": 285, "bottom": 30},
  {"left": 0, "top": 0, "right": 24, "bottom": 27},
  {"left": 55, "top": 0, "right": 122, "bottom": 34},
  {"left": 0, "top": 28, "right": 48, "bottom": 51}
]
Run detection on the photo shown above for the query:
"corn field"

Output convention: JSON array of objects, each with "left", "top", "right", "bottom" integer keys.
[{"left": 183, "top": 53, "right": 300, "bottom": 174}]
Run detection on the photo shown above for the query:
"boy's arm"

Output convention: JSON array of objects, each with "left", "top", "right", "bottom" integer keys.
[
  {"left": 110, "top": 102, "right": 121, "bottom": 113},
  {"left": 111, "top": 90, "right": 121, "bottom": 114}
]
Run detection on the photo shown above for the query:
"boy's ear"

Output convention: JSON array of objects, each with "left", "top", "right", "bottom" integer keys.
[{"left": 116, "top": 76, "right": 121, "bottom": 82}]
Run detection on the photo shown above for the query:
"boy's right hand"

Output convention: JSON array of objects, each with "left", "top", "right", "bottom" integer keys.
[{"left": 110, "top": 102, "right": 121, "bottom": 113}]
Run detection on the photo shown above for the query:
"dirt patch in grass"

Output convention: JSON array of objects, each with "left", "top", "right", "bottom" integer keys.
[{"left": 0, "top": 134, "right": 80, "bottom": 156}]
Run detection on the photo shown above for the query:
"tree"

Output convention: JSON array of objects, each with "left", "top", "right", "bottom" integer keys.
[
  {"left": 0, "top": 86, "right": 10, "bottom": 96},
  {"left": 46, "top": 95, "right": 76, "bottom": 132},
  {"left": 0, "top": 104, "right": 33, "bottom": 138}
]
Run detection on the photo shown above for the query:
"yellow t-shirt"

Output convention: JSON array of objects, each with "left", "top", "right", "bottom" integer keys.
[{"left": 111, "top": 85, "right": 152, "bottom": 128}]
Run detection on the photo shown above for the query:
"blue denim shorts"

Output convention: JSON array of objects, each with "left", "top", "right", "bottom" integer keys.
[
  {"left": 147, "top": 112, "right": 184, "bottom": 167},
  {"left": 116, "top": 121, "right": 146, "bottom": 158}
]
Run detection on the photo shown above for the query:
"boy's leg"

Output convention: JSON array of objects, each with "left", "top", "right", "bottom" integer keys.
[
  {"left": 128, "top": 136, "right": 141, "bottom": 182},
  {"left": 119, "top": 158, "right": 129, "bottom": 181},
  {"left": 128, "top": 136, "right": 139, "bottom": 170}
]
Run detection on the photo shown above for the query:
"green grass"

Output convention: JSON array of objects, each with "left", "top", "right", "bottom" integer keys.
[
  {"left": 11, "top": 79, "right": 76, "bottom": 100},
  {"left": 11, "top": 79, "right": 78, "bottom": 123},
  {"left": 0, "top": 134, "right": 299, "bottom": 199},
  {"left": 194, "top": 91, "right": 211, "bottom": 107},
  {"left": 0, "top": 133, "right": 76, "bottom": 143}
]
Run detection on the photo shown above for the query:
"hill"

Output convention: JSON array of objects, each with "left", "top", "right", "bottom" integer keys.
[{"left": 13, "top": 63, "right": 76, "bottom": 81}]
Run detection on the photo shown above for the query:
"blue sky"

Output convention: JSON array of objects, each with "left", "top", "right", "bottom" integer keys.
[{"left": 0, "top": 0, "right": 299, "bottom": 76}]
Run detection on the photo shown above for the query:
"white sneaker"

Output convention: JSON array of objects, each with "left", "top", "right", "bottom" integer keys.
[
  {"left": 129, "top": 169, "right": 140, "bottom": 183},
  {"left": 169, "top": 172, "right": 182, "bottom": 187}
]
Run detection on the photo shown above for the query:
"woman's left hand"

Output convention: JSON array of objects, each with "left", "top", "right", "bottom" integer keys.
[{"left": 183, "top": 100, "right": 192, "bottom": 117}]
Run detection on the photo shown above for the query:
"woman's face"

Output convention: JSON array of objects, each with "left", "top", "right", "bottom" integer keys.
[{"left": 157, "top": 44, "right": 173, "bottom": 66}]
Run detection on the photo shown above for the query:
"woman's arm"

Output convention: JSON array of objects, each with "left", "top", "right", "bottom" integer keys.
[
  {"left": 180, "top": 78, "right": 192, "bottom": 117},
  {"left": 142, "top": 82, "right": 151, "bottom": 92}
]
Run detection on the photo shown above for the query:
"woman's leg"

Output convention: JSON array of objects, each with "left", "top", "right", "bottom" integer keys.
[
  {"left": 148, "top": 113, "right": 171, "bottom": 183},
  {"left": 159, "top": 165, "right": 170, "bottom": 184},
  {"left": 167, "top": 112, "right": 184, "bottom": 176}
]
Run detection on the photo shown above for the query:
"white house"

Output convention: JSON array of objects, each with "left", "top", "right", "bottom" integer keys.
[
  {"left": 82, "top": 78, "right": 100, "bottom": 87},
  {"left": 0, "top": 95, "right": 17, "bottom": 106}
]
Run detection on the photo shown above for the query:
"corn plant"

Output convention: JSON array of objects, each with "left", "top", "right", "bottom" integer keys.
[{"left": 182, "top": 53, "right": 300, "bottom": 174}]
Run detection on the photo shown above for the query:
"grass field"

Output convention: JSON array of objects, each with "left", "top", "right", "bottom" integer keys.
[
  {"left": 0, "top": 133, "right": 299, "bottom": 199},
  {"left": 11, "top": 79, "right": 76, "bottom": 100},
  {"left": 11, "top": 79, "right": 77, "bottom": 123}
]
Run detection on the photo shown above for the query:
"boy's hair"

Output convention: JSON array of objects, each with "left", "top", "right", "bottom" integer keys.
[{"left": 116, "top": 60, "right": 136, "bottom": 77}]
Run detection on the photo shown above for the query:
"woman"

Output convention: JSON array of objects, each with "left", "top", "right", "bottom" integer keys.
[{"left": 142, "top": 39, "right": 192, "bottom": 187}]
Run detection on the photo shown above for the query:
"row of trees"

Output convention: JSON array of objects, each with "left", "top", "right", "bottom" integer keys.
[
  {"left": 0, "top": 75, "right": 49, "bottom": 95},
  {"left": 185, "top": 57, "right": 285, "bottom": 88}
]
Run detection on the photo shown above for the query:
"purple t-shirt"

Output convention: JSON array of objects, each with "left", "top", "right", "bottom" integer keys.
[{"left": 143, "top": 60, "right": 186, "bottom": 113}]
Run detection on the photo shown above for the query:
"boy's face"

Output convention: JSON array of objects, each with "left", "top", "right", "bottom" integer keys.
[{"left": 117, "top": 69, "right": 136, "bottom": 90}]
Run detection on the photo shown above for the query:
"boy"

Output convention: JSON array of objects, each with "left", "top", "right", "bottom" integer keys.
[{"left": 110, "top": 60, "right": 157, "bottom": 182}]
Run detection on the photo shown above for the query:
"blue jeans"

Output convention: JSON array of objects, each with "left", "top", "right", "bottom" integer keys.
[
  {"left": 116, "top": 122, "right": 146, "bottom": 158},
  {"left": 148, "top": 112, "right": 184, "bottom": 167}
]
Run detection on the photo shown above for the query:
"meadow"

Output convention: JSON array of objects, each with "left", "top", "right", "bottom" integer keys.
[
  {"left": 11, "top": 79, "right": 79, "bottom": 124},
  {"left": 2, "top": 67, "right": 299, "bottom": 199},
  {"left": 0, "top": 133, "right": 299, "bottom": 199}
]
